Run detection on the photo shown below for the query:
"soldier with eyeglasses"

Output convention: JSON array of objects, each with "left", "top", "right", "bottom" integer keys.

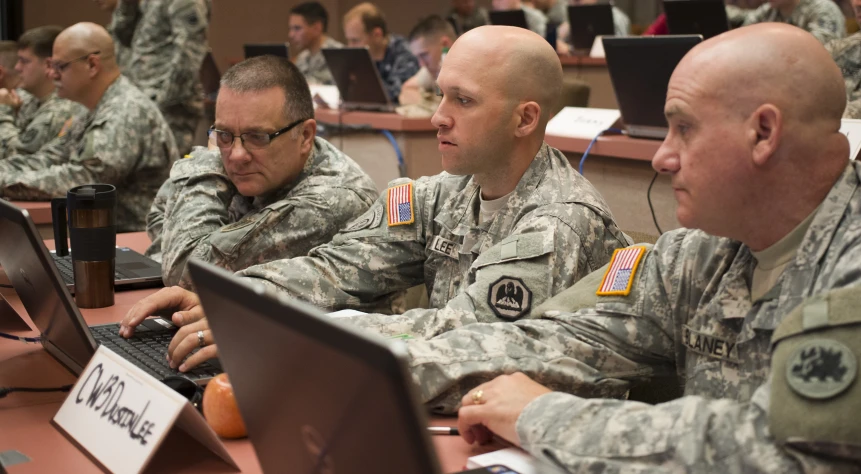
[{"left": 144, "top": 55, "right": 378, "bottom": 288}]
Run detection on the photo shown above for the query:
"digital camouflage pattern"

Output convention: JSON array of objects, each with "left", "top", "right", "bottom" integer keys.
[
  {"left": 376, "top": 35, "right": 421, "bottom": 103},
  {"left": 295, "top": 36, "right": 343, "bottom": 86},
  {"left": 0, "top": 90, "right": 85, "bottom": 159},
  {"left": 0, "top": 76, "right": 177, "bottom": 232},
  {"left": 402, "top": 161, "right": 861, "bottom": 471},
  {"left": 238, "top": 143, "right": 631, "bottom": 336},
  {"left": 521, "top": 5, "right": 548, "bottom": 38},
  {"left": 145, "top": 136, "right": 378, "bottom": 287},
  {"left": 826, "top": 32, "right": 861, "bottom": 119},
  {"left": 110, "top": 0, "right": 211, "bottom": 155},
  {"left": 727, "top": 0, "right": 846, "bottom": 44}
]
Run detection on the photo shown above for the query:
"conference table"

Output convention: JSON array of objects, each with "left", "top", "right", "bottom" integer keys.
[
  {"left": 0, "top": 233, "right": 505, "bottom": 473},
  {"left": 314, "top": 108, "right": 442, "bottom": 191},
  {"left": 544, "top": 133, "right": 680, "bottom": 238},
  {"left": 8, "top": 201, "right": 53, "bottom": 239},
  {"left": 559, "top": 56, "right": 617, "bottom": 110}
]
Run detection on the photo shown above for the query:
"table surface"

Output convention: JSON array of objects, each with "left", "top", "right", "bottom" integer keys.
[
  {"left": 558, "top": 55, "right": 607, "bottom": 67},
  {"left": 545, "top": 133, "right": 662, "bottom": 162},
  {"left": 7, "top": 201, "right": 52, "bottom": 225},
  {"left": 314, "top": 108, "right": 436, "bottom": 132},
  {"left": 0, "top": 232, "right": 504, "bottom": 473}
]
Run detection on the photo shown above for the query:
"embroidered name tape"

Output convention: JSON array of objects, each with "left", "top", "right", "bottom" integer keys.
[
  {"left": 430, "top": 236, "right": 459, "bottom": 259},
  {"left": 387, "top": 183, "right": 414, "bottom": 226},
  {"left": 596, "top": 246, "right": 646, "bottom": 296},
  {"left": 682, "top": 325, "right": 740, "bottom": 363}
]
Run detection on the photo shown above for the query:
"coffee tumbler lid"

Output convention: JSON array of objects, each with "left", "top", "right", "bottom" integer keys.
[{"left": 68, "top": 184, "right": 116, "bottom": 210}]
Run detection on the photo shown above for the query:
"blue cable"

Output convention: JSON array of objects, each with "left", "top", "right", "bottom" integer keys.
[
  {"left": 0, "top": 332, "right": 40, "bottom": 343},
  {"left": 380, "top": 130, "right": 406, "bottom": 177},
  {"left": 579, "top": 128, "right": 624, "bottom": 175}
]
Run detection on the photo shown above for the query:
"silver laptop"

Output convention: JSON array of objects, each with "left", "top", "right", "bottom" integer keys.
[
  {"left": 323, "top": 47, "right": 395, "bottom": 111},
  {"left": 190, "top": 259, "right": 444, "bottom": 474},
  {"left": 243, "top": 43, "right": 289, "bottom": 59},
  {"left": 602, "top": 35, "right": 702, "bottom": 139},
  {"left": 49, "top": 247, "right": 164, "bottom": 293},
  {"left": 0, "top": 199, "right": 221, "bottom": 383}
]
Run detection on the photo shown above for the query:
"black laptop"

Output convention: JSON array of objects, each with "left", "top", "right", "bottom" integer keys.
[
  {"left": 50, "top": 247, "right": 163, "bottom": 293},
  {"left": 243, "top": 43, "right": 290, "bottom": 59},
  {"left": 323, "top": 47, "right": 394, "bottom": 110},
  {"left": 603, "top": 35, "right": 702, "bottom": 139},
  {"left": 567, "top": 4, "right": 616, "bottom": 51},
  {"left": 489, "top": 9, "right": 529, "bottom": 29},
  {"left": 663, "top": 0, "right": 729, "bottom": 39},
  {"left": 0, "top": 200, "right": 221, "bottom": 383}
]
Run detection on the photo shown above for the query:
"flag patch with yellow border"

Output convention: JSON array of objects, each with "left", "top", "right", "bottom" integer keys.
[
  {"left": 596, "top": 246, "right": 647, "bottom": 296},
  {"left": 387, "top": 183, "right": 414, "bottom": 226}
]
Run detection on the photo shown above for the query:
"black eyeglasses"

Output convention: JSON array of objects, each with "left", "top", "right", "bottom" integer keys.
[
  {"left": 50, "top": 51, "right": 101, "bottom": 73},
  {"left": 208, "top": 118, "right": 309, "bottom": 151}
]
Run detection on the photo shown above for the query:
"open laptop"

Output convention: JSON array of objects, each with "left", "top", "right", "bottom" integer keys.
[
  {"left": 323, "top": 47, "right": 394, "bottom": 111},
  {"left": 567, "top": 4, "right": 616, "bottom": 51},
  {"left": 489, "top": 9, "right": 529, "bottom": 30},
  {"left": 603, "top": 35, "right": 702, "bottom": 139},
  {"left": 190, "top": 259, "right": 444, "bottom": 473},
  {"left": 663, "top": 0, "right": 729, "bottom": 39},
  {"left": 50, "top": 247, "right": 163, "bottom": 293},
  {"left": 243, "top": 43, "right": 289, "bottom": 59},
  {"left": 0, "top": 200, "right": 221, "bottom": 384}
]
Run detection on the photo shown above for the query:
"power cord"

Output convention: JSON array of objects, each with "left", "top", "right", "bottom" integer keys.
[
  {"left": 380, "top": 130, "right": 406, "bottom": 177},
  {"left": 0, "top": 385, "right": 73, "bottom": 399},
  {"left": 647, "top": 171, "right": 664, "bottom": 235},
  {"left": 0, "top": 284, "right": 13, "bottom": 288},
  {"left": 578, "top": 128, "right": 624, "bottom": 175},
  {"left": 0, "top": 332, "right": 40, "bottom": 343}
]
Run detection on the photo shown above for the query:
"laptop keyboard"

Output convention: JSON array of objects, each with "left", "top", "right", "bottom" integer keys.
[
  {"left": 51, "top": 254, "right": 132, "bottom": 285},
  {"left": 90, "top": 322, "right": 221, "bottom": 381}
]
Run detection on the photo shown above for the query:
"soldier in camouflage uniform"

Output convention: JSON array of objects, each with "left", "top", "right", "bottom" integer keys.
[
  {"left": 289, "top": 2, "right": 343, "bottom": 86},
  {"left": 145, "top": 56, "right": 378, "bottom": 287},
  {"left": 0, "top": 23, "right": 177, "bottom": 232},
  {"left": 726, "top": 0, "right": 846, "bottom": 44},
  {"left": 119, "top": 26, "right": 631, "bottom": 372},
  {"left": 399, "top": 25, "right": 860, "bottom": 472},
  {"left": 109, "top": 0, "right": 210, "bottom": 156},
  {"left": 826, "top": 0, "right": 861, "bottom": 119},
  {"left": 343, "top": 3, "right": 420, "bottom": 103},
  {"left": 0, "top": 26, "right": 86, "bottom": 158}
]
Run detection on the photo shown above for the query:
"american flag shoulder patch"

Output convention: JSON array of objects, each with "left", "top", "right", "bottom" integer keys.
[
  {"left": 387, "top": 183, "right": 414, "bottom": 226},
  {"left": 596, "top": 246, "right": 647, "bottom": 297}
]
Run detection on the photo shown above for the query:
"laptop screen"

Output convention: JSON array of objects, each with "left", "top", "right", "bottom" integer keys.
[
  {"left": 322, "top": 48, "right": 392, "bottom": 107},
  {"left": 664, "top": 0, "right": 729, "bottom": 39},
  {"left": 567, "top": 4, "right": 615, "bottom": 50},
  {"left": 243, "top": 43, "right": 290, "bottom": 59},
  {"left": 489, "top": 10, "right": 528, "bottom": 29},
  {"left": 0, "top": 200, "right": 96, "bottom": 374},
  {"left": 603, "top": 36, "right": 702, "bottom": 133},
  {"left": 191, "top": 261, "right": 442, "bottom": 474}
]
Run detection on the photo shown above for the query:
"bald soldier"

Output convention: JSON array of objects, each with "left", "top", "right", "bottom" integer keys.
[
  {"left": 120, "top": 26, "right": 631, "bottom": 371},
  {"left": 0, "top": 23, "right": 176, "bottom": 232},
  {"left": 372, "top": 24, "right": 861, "bottom": 471}
]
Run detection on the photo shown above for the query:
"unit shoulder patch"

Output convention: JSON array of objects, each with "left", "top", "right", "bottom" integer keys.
[
  {"left": 488, "top": 276, "right": 532, "bottom": 321},
  {"left": 343, "top": 206, "right": 383, "bottom": 233},
  {"left": 596, "top": 246, "right": 647, "bottom": 297},
  {"left": 786, "top": 339, "right": 857, "bottom": 400}
]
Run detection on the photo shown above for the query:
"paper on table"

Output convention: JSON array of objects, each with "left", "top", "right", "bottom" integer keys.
[
  {"left": 466, "top": 447, "right": 538, "bottom": 474},
  {"left": 839, "top": 118, "right": 861, "bottom": 160},
  {"left": 327, "top": 309, "right": 368, "bottom": 319},
  {"left": 310, "top": 84, "right": 341, "bottom": 109},
  {"left": 545, "top": 106, "right": 621, "bottom": 140}
]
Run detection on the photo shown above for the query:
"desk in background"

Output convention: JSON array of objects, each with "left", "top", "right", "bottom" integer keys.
[
  {"left": 545, "top": 133, "right": 680, "bottom": 237},
  {"left": 0, "top": 233, "right": 501, "bottom": 473},
  {"left": 315, "top": 108, "right": 442, "bottom": 191},
  {"left": 8, "top": 201, "right": 53, "bottom": 239},
  {"left": 559, "top": 56, "right": 618, "bottom": 110}
]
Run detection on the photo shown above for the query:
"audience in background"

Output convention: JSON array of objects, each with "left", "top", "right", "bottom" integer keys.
[
  {"left": 446, "top": 0, "right": 490, "bottom": 36},
  {"left": 491, "top": 0, "right": 548, "bottom": 37},
  {"left": 289, "top": 1, "right": 343, "bottom": 86},
  {"left": 726, "top": 0, "right": 846, "bottom": 44},
  {"left": 556, "top": 0, "right": 631, "bottom": 55},
  {"left": 827, "top": 0, "right": 861, "bottom": 118},
  {"left": 399, "top": 15, "right": 455, "bottom": 110}
]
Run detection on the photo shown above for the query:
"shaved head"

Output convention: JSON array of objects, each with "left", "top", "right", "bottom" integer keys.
[
  {"left": 55, "top": 22, "right": 117, "bottom": 69},
  {"left": 447, "top": 26, "right": 562, "bottom": 126},
  {"left": 52, "top": 22, "right": 121, "bottom": 109}
]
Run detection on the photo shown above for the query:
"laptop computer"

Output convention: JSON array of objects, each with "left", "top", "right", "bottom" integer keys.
[
  {"left": 489, "top": 9, "right": 529, "bottom": 30},
  {"left": 0, "top": 200, "right": 221, "bottom": 383},
  {"left": 602, "top": 35, "right": 702, "bottom": 139},
  {"left": 663, "top": 0, "right": 729, "bottom": 39},
  {"left": 190, "top": 259, "right": 444, "bottom": 473},
  {"left": 323, "top": 47, "right": 394, "bottom": 111},
  {"left": 567, "top": 4, "right": 616, "bottom": 51},
  {"left": 243, "top": 43, "right": 290, "bottom": 59},
  {"left": 50, "top": 247, "right": 163, "bottom": 293}
]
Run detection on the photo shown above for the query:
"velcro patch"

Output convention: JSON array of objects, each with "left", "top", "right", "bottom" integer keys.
[
  {"left": 429, "top": 235, "right": 459, "bottom": 259},
  {"left": 387, "top": 183, "right": 414, "bottom": 226},
  {"left": 343, "top": 206, "right": 383, "bottom": 233},
  {"left": 682, "top": 325, "right": 740, "bottom": 363},
  {"left": 596, "top": 246, "right": 646, "bottom": 296},
  {"left": 488, "top": 276, "right": 532, "bottom": 320},
  {"left": 786, "top": 339, "right": 857, "bottom": 400}
]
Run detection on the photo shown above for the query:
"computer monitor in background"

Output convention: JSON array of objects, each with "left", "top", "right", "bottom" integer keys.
[
  {"left": 0, "top": 0, "right": 23, "bottom": 41},
  {"left": 663, "top": 0, "right": 729, "bottom": 39},
  {"left": 243, "top": 43, "right": 290, "bottom": 59},
  {"left": 567, "top": 4, "right": 615, "bottom": 51},
  {"left": 489, "top": 9, "right": 529, "bottom": 30}
]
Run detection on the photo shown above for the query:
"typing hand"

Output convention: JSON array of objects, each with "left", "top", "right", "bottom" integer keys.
[
  {"left": 167, "top": 317, "right": 218, "bottom": 372},
  {"left": 119, "top": 286, "right": 204, "bottom": 338},
  {"left": 457, "top": 373, "right": 552, "bottom": 446}
]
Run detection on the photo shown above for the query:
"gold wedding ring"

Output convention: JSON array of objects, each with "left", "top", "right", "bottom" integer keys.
[
  {"left": 472, "top": 389, "right": 484, "bottom": 405},
  {"left": 197, "top": 330, "right": 206, "bottom": 348}
]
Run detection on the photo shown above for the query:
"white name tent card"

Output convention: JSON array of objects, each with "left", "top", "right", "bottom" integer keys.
[
  {"left": 309, "top": 84, "right": 341, "bottom": 109},
  {"left": 53, "top": 346, "right": 238, "bottom": 474},
  {"left": 546, "top": 107, "right": 622, "bottom": 140},
  {"left": 466, "top": 447, "right": 539, "bottom": 473},
  {"left": 590, "top": 35, "right": 606, "bottom": 58},
  {"left": 839, "top": 118, "right": 861, "bottom": 160}
]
